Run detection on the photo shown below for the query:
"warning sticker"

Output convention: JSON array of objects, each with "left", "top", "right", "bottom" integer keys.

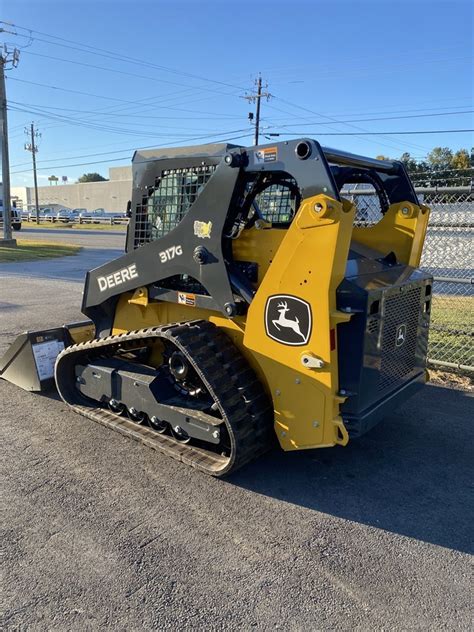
[
  {"left": 194, "top": 220, "right": 212, "bottom": 239},
  {"left": 255, "top": 147, "right": 278, "bottom": 164},
  {"left": 32, "top": 339, "right": 65, "bottom": 381},
  {"left": 178, "top": 292, "right": 196, "bottom": 306}
]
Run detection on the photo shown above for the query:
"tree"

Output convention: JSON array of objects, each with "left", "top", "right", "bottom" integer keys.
[
  {"left": 77, "top": 172, "right": 108, "bottom": 183},
  {"left": 426, "top": 147, "right": 453, "bottom": 169},
  {"left": 382, "top": 147, "right": 471, "bottom": 187},
  {"left": 451, "top": 149, "right": 471, "bottom": 170},
  {"left": 399, "top": 152, "right": 419, "bottom": 173}
]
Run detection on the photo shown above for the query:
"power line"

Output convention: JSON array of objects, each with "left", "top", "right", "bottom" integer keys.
[
  {"left": 6, "top": 77, "right": 241, "bottom": 117},
  {"left": 6, "top": 75, "right": 145, "bottom": 103},
  {"left": 407, "top": 166, "right": 473, "bottom": 176},
  {"left": 2, "top": 52, "right": 424, "bottom": 155},
  {"left": 3, "top": 27, "right": 258, "bottom": 139},
  {"left": 10, "top": 131, "right": 254, "bottom": 175},
  {"left": 9, "top": 23, "right": 445, "bottom": 154},
  {"left": 20, "top": 49, "right": 244, "bottom": 98},
  {"left": 4, "top": 21, "right": 247, "bottom": 92},
  {"left": 8, "top": 77, "right": 212, "bottom": 115},
  {"left": 264, "top": 110, "right": 474, "bottom": 128},
  {"left": 6, "top": 21, "right": 471, "bottom": 158},
  {"left": 8, "top": 104, "right": 233, "bottom": 134},
  {"left": 8, "top": 105, "right": 252, "bottom": 143},
  {"left": 9, "top": 100, "right": 244, "bottom": 120},
  {"left": 11, "top": 132, "right": 473, "bottom": 177},
  {"left": 5, "top": 79, "right": 245, "bottom": 144},
  {"left": 9, "top": 120, "right": 252, "bottom": 168},
  {"left": 266, "top": 129, "right": 474, "bottom": 136},
  {"left": 263, "top": 102, "right": 473, "bottom": 121},
  {"left": 264, "top": 100, "right": 424, "bottom": 155},
  {"left": 270, "top": 96, "right": 430, "bottom": 154}
]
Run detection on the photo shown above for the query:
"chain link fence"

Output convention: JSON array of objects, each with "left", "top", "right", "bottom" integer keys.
[{"left": 343, "top": 185, "right": 473, "bottom": 373}]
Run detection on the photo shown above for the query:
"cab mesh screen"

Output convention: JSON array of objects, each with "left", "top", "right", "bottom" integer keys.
[
  {"left": 134, "top": 165, "right": 216, "bottom": 247},
  {"left": 252, "top": 179, "right": 299, "bottom": 225}
]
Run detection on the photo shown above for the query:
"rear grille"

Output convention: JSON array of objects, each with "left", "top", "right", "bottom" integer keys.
[
  {"left": 367, "top": 317, "right": 378, "bottom": 334},
  {"left": 378, "top": 286, "right": 423, "bottom": 392}
]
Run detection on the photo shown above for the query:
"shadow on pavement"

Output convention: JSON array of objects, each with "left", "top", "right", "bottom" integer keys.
[{"left": 230, "top": 384, "right": 473, "bottom": 554}]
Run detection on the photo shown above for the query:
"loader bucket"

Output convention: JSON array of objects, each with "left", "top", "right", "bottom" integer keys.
[{"left": 0, "top": 321, "right": 94, "bottom": 392}]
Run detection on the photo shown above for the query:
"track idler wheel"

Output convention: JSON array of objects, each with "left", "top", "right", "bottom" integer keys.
[
  {"left": 149, "top": 416, "right": 168, "bottom": 434},
  {"left": 108, "top": 398, "right": 125, "bottom": 415},
  {"left": 169, "top": 351, "right": 189, "bottom": 381},
  {"left": 170, "top": 424, "right": 191, "bottom": 444},
  {"left": 127, "top": 406, "right": 147, "bottom": 424}
]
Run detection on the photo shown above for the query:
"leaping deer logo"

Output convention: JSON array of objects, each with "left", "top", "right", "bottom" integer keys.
[
  {"left": 272, "top": 301, "right": 306, "bottom": 341},
  {"left": 396, "top": 323, "right": 407, "bottom": 347}
]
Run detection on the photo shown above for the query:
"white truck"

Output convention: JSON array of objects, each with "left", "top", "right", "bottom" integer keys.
[{"left": 0, "top": 183, "right": 22, "bottom": 230}]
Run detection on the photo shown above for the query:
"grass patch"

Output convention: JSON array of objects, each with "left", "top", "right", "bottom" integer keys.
[
  {"left": 0, "top": 240, "right": 81, "bottom": 263},
  {"left": 23, "top": 221, "right": 127, "bottom": 231},
  {"left": 428, "top": 295, "right": 473, "bottom": 367}
]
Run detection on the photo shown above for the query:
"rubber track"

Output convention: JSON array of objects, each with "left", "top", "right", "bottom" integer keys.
[{"left": 55, "top": 321, "right": 274, "bottom": 476}]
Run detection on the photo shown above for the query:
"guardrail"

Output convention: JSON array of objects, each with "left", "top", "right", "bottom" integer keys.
[
  {"left": 22, "top": 214, "right": 129, "bottom": 225},
  {"left": 78, "top": 215, "right": 128, "bottom": 225}
]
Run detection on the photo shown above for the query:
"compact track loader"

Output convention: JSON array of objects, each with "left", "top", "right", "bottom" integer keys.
[{"left": 0, "top": 139, "right": 432, "bottom": 476}]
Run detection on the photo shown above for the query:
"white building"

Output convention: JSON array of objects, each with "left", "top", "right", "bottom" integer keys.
[{"left": 11, "top": 166, "right": 132, "bottom": 213}]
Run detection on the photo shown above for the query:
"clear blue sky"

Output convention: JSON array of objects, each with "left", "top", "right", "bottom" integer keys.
[{"left": 3, "top": 0, "right": 473, "bottom": 187}]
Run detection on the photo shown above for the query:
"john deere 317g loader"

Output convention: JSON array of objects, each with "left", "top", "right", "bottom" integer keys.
[{"left": 0, "top": 139, "right": 432, "bottom": 476}]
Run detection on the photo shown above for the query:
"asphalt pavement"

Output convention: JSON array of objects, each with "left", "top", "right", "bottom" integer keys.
[
  {"left": 1, "top": 227, "right": 124, "bottom": 285},
  {"left": 0, "top": 234, "right": 472, "bottom": 630}
]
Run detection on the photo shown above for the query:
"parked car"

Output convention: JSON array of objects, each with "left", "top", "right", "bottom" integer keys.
[
  {"left": 91, "top": 208, "right": 106, "bottom": 223},
  {"left": 55, "top": 208, "right": 73, "bottom": 222},
  {"left": 27, "top": 209, "right": 50, "bottom": 222},
  {"left": 42, "top": 209, "right": 56, "bottom": 222},
  {"left": 109, "top": 212, "right": 128, "bottom": 223},
  {"left": 56, "top": 208, "right": 88, "bottom": 223},
  {"left": 81, "top": 209, "right": 104, "bottom": 223}
]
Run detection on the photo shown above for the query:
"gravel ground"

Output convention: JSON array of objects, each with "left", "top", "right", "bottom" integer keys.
[{"left": 0, "top": 251, "right": 472, "bottom": 630}]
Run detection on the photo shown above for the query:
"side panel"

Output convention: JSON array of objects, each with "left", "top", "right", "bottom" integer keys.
[{"left": 243, "top": 194, "right": 356, "bottom": 450}]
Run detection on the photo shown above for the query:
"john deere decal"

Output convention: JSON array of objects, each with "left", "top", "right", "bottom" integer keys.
[{"left": 265, "top": 295, "right": 312, "bottom": 346}]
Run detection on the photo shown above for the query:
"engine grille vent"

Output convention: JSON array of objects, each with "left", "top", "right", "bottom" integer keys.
[
  {"left": 367, "top": 318, "right": 379, "bottom": 334},
  {"left": 379, "top": 286, "right": 423, "bottom": 392}
]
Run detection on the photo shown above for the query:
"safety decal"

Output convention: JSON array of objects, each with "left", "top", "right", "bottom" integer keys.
[
  {"left": 194, "top": 220, "right": 213, "bottom": 239},
  {"left": 265, "top": 295, "right": 312, "bottom": 346},
  {"left": 178, "top": 292, "right": 196, "bottom": 307},
  {"left": 255, "top": 146, "right": 278, "bottom": 164}
]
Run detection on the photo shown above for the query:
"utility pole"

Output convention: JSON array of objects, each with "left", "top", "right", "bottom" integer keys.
[
  {"left": 0, "top": 45, "right": 20, "bottom": 245},
  {"left": 243, "top": 75, "right": 272, "bottom": 146},
  {"left": 25, "top": 123, "right": 41, "bottom": 224}
]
